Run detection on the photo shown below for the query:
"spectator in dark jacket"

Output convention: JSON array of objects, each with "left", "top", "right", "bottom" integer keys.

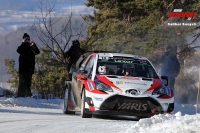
[
  {"left": 17, "top": 33, "right": 40, "bottom": 97},
  {"left": 64, "top": 40, "right": 86, "bottom": 78},
  {"left": 158, "top": 45, "right": 180, "bottom": 90}
]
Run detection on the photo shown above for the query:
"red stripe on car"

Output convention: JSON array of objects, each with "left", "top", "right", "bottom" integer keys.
[
  {"left": 85, "top": 79, "right": 107, "bottom": 94},
  {"left": 158, "top": 89, "right": 174, "bottom": 99},
  {"left": 96, "top": 75, "right": 122, "bottom": 92},
  {"left": 146, "top": 78, "right": 162, "bottom": 92}
]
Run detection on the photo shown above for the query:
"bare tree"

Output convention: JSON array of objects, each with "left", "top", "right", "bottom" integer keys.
[{"left": 33, "top": 0, "right": 89, "bottom": 69}]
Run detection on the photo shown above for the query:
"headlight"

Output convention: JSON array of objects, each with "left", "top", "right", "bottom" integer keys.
[
  {"left": 152, "top": 85, "right": 167, "bottom": 95},
  {"left": 94, "top": 79, "right": 113, "bottom": 92}
]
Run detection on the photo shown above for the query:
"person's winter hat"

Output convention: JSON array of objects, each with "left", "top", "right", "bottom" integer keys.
[
  {"left": 72, "top": 40, "right": 80, "bottom": 46},
  {"left": 23, "top": 33, "right": 30, "bottom": 39}
]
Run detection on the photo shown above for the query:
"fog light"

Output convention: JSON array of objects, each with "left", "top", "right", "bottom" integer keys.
[{"left": 86, "top": 97, "right": 94, "bottom": 106}]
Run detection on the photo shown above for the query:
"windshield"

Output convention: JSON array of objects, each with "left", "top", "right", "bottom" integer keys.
[{"left": 96, "top": 56, "right": 158, "bottom": 78}]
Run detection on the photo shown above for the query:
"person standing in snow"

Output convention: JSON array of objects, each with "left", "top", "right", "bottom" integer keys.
[
  {"left": 158, "top": 45, "right": 180, "bottom": 90},
  {"left": 17, "top": 33, "right": 40, "bottom": 97},
  {"left": 64, "top": 40, "right": 86, "bottom": 79}
]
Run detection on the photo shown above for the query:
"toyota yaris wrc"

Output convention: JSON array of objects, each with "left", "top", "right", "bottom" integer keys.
[{"left": 63, "top": 52, "right": 174, "bottom": 118}]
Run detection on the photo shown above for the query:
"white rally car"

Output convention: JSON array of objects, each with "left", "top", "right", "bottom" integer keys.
[{"left": 63, "top": 52, "right": 174, "bottom": 118}]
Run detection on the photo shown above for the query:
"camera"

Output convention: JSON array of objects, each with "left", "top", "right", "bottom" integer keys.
[{"left": 25, "top": 39, "right": 31, "bottom": 43}]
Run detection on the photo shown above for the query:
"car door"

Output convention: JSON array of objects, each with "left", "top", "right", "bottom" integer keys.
[
  {"left": 72, "top": 56, "right": 95, "bottom": 108},
  {"left": 70, "top": 54, "right": 88, "bottom": 108}
]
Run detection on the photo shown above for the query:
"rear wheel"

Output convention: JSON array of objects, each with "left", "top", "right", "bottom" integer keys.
[
  {"left": 63, "top": 84, "right": 69, "bottom": 114},
  {"left": 63, "top": 83, "right": 75, "bottom": 114},
  {"left": 81, "top": 89, "right": 92, "bottom": 118}
]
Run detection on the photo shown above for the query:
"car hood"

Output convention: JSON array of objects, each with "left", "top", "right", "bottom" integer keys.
[{"left": 96, "top": 75, "right": 162, "bottom": 92}]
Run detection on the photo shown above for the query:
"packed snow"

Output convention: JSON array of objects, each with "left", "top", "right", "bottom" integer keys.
[{"left": 0, "top": 97, "right": 200, "bottom": 133}]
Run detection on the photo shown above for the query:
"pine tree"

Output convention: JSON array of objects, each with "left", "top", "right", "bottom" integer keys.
[
  {"left": 84, "top": 0, "right": 200, "bottom": 57},
  {"left": 32, "top": 46, "right": 67, "bottom": 97},
  {"left": 3, "top": 58, "right": 18, "bottom": 91}
]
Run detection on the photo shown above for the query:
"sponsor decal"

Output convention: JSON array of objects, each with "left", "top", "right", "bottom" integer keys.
[
  {"left": 117, "top": 102, "right": 148, "bottom": 111},
  {"left": 162, "top": 103, "right": 169, "bottom": 106},
  {"left": 116, "top": 81, "right": 123, "bottom": 84},
  {"left": 114, "top": 59, "right": 134, "bottom": 64},
  {"left": 120, "top": 77, "right": 140, "bottom": 80},
  {"left": 87, "top": 82, "right": 94, "bottom": 91},
  {"left": 95, "top": 98, "right": 103, "bottom": 101},
  {"left": 124, "top": 82, "right": 147, "bottom": 86},
  {"left": 98, "top": 56, "right": 108, "bottom": 60}
]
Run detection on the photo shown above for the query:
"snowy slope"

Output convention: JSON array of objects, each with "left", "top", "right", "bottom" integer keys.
[{"left": 0, "top": 97, "right": 200, "bottom": 133}]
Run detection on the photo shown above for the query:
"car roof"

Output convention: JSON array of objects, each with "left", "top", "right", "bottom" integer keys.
[{"left": 94, "top": 52, "right": 147, "bottom": 60}]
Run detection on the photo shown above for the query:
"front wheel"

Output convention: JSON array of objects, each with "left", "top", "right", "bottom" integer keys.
[{"left": 81, "top": 89, "right": 92, "bottom": 118}]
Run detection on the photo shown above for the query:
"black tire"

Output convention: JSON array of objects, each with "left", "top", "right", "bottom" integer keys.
[
  {"left": 63, "top": 84, "right": 69, "bottom": 114},
  {"left": 81, "top": 89, "right": 92, "bottom": 118},
  {"left": 63, "top": 83, "right": 76, "bottom": 114}
]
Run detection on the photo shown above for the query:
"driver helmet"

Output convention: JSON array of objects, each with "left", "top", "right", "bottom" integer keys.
[
  {"left": 98, "top": 66, "right": 107, "bottom": 74},
  {"left": 125, "top": 65, "right": 135, "bottom": 76}
]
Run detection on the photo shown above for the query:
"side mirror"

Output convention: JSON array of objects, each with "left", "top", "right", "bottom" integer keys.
[
  {"left": 77, "top": 74, "right": 87, "bottom": 80},
  {"left": 161, "top": 76, "right": 168, "bottom": 86},
  {"left": 81, "top": 76, "right": 87, "bottom": 80},
  {"left": 77, "top": 70, "right": 88, "bottom": 80}
]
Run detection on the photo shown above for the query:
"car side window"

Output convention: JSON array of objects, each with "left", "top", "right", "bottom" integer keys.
[
  {"left": 85, "top": 57, "right": 94, "bottom": 77},
  {"left": 78, "top": 56, "right": 90, "bottom": 71},
  {"left": 78, "top": 58, "right": 87, "bottom": 71},
  {"left": 148, "top": 66, "right": 156, "bottom": 78}
]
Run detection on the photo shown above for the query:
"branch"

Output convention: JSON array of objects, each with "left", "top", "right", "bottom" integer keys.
[
  {"left": 188, "top": 31, "right": 200, "bottom": 46},
  {"left": 34, "top": 0, "right": 92, "bottom": 68},
  {"left": 166, "top": 0, "right": 176, "bottom": 10}
]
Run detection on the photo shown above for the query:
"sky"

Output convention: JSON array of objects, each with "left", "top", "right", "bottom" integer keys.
[
  {"left": 0, "top": 0, "right": 93, "bottom": 34},
  {"left": 0, "top": 96, "right": 200, "bottom": 133}
]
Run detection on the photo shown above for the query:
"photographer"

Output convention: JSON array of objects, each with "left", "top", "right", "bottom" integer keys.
[{"left": 17, "top": 33, "right": 40, "bottom": 97}]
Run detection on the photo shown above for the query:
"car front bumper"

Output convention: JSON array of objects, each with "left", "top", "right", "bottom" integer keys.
[{"left": 85, "top": 94, "right": 174, "bottom": 117}]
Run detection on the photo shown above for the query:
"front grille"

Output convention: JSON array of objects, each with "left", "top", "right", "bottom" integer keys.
[{"left": 100, "top": 95, "right": 163, "bottom": 114}]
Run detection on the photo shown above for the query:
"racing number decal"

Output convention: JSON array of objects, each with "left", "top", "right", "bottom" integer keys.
[
  {"left": 117, "top": 102, "right": 148, "bottom": 111},
  {"left": 87, "top": 82, "right": 94, "bottom": 91}
]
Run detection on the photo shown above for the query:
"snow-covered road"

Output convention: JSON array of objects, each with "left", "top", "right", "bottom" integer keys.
[
  {"left": 0, "top": 97, "right": 138, "bottom": 133},
  {"left": 0, "top": 97, "right": 200, "bottom": 133},
  {"left": 0, "top": 106, "right": 136, "bottom": 133}
]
